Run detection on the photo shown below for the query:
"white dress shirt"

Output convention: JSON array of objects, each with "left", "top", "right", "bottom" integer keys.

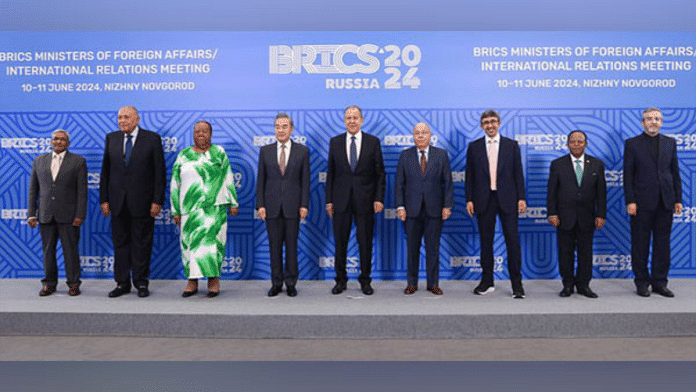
[{"left": 345, "top": 130, "right": 363, "bottom": 166}]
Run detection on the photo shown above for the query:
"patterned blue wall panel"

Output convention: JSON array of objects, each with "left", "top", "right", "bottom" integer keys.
[{"left": 2, "top": 108, "right": 695, "bottom": 280}]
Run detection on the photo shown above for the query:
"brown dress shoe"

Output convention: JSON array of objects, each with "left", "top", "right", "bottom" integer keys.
[
  {"left": 404, "top": 285, "right": 417, "bottom": 295},
  {"left": 39, "top": 286, "right": 56, "bottom": 297},
  {"left": 68, "top": 285, "right": 81, "bottom": 296},
  {"left": 427, "top": 286, "right": 443, "bottom": 295}
]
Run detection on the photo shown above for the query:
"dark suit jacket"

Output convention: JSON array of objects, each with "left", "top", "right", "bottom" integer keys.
[
  {"left": 99, "top": 128, "right": 166, "bottom": 217},
  {"left": 28, "top": 151, "right": 88, "bottom": 224},
  {"left": 395, "top": 146, "right": 454, "bottom": 218},
  {"left": 465, "top": 136, "right": 525, "bottom": 214},
  {"left": 547, "top": 154, "right": 607, "bottom": 231},
  {"left": 256, "top": 141, "right": 310, "bottom": 219},
  {"left": 325, "top": 132, "right": 386, "bottom": 215},
  {"left": 624, "top": 133, "right": 682, "bottom": 211}
]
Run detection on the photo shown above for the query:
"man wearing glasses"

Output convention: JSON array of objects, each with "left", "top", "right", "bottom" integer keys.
[
  {"left": 623, "top": 107, "right": 682, "bottom": 297},
  {"left": 465, "top": 110, "right": 527, "bottom": 298}
]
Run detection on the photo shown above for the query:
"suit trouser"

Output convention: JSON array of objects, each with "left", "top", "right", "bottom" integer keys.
[
  {"left": 333, "top": 195, "right": 374, "bottom": 286},
  {"left": 557, "top": 222, "right": 594, "bottom": 288},
  {"left": 477, "top": 194, "right": 522, "bottom": 286},
  {"left": 631, "top": 206, "right": 672, "bottom": 289},
  {"left": 404, "top": 204, "right": 443, "bottom": 289},
  {"left": 40, "top": 219, "right": 81, "bottom": 288},
  {"left": 266, "top": 207, "right": 300, "bottom": 288},
  {"left": 111, "top": 202, "right": 154, "bottom": 289}
]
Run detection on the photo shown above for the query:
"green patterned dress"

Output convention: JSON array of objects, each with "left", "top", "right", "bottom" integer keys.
[{"left": 170, "top": 145, "right": 238, "bottom": 278}]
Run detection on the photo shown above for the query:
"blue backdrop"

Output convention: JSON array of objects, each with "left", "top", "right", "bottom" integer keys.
[{"left": 1, "top": 31, "right": 695, "bottom": 280}]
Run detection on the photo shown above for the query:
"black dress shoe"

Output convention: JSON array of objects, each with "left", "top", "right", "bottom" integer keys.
[
  {"left": 576, "top": 286, "right": 598, "bottom": 298},
  {"left": 137, "top": 287, "right": 149, "bottom": 298},
  {"left": 268, "top": 286, "right": 282, "bottom": 297},
  {"left": 39, "top": 286, "right": 56, "bottom": 297},
  {"left": 559, "top": 287, "right": 573, "bottom": 297},
  {"left": 361, "top": 283, "right": 374, "bottom": 296},
  {"left": 652, "top": 286, "right": 675, "bottom": 298},
  {"left": 68, "top": 285, "right": 81, "bottom": 297},
  {"left": 636, "top": 285, "right": 651, "bottom": 297},
  {"left": 182, "top": 289, "right": 198, "bottom": 298},
  {"left": 286, "top": 286, "right": 297, "bottom": 297},
  {"left": 108, "top": 285, "right": 131, "bottom": 298},
  {"left": 331, "top": 283, "right": 346, "bottom": 295}
]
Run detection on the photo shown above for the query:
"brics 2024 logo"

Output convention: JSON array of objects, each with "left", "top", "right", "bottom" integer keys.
[{"left": 269, "top": 44, "right": 422, "bottom": 90}]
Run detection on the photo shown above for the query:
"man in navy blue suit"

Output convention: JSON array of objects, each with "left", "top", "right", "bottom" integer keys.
[
  {"left": 547, "top": 130, "right": 606, "bottom": 298},
  {"left": 100, "top": 106, "right": 166, "bottom": 298},
  {"left": 396, "top": 123, "right": 454, "bottom": 295},
  {"left": 465, "top": 110, "right": 527, "bottom": 298},
  {"left": 256, "top": 113, "right": 310, "bottom": 297},
  {"left": 325, "top": 106, "right": 386, "bottom": 295},
  {"left": 624, "top": 107, "right": 682, "bottom": 298}
]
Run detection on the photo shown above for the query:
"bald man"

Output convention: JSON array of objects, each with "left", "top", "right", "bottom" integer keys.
[
  {"left": 100, "top": 106, "right": 166, "bottom": 298},
  {"left": 395, "top": 123, "right": 454, "bottom": 295}
]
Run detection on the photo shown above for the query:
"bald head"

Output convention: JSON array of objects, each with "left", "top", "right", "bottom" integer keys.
[
  {"left": 413, "top": 122, "right": 432, "bottom": 150},
  {"left": 118, "top": 106, "right": 140, "bottom": 134}
]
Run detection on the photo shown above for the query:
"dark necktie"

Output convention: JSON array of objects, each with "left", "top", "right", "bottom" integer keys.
[
  {"left": 420, "top": 150, "right": 426, "bottom": 176},
  {"left": 124, "top": 134, "right": 133, "bottom": 165},
  {"left": 350, "top": 136, "right": 357, "bottom": 172}
]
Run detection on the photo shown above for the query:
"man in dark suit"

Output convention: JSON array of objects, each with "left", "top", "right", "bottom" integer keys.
[
  {"left": 256, "top": 113, "right": 310, "bottom": 297},
  {"left": 465, "top": 110, "right": 527, "bottom": 298},
  {"left": 27, "top": 129, "right": 87, "bottom": 297},
  {"left": 547, "top": 130, "right": 607, "bottom": 298},
  {"left": 100, "top": 106, "right": 166, "bottom": 298},
  {"left": 396, "top": 123, "right": 454, "bottom": 295},
  {"left": 624, "top": 107, "right": 682, "bottom": 297},
  {"left": 325, "top": 105, "right": 386, "bottom": 295}
]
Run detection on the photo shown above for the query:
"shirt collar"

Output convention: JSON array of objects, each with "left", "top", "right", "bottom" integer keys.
[
  {"left": 571, "top": 153, "right": 585, "bottom": 163},
  {"left": 53, "top": 151, "right": 66, "bottom": 159},
  {"left": 486, "top": 133, "right": 501, "bottom": 144},
  {"left": 347, "top": 130, "right": 362, "bottom": 141},
  {"left": 125, "top": 126, "right": 139, "bottom": 140}
]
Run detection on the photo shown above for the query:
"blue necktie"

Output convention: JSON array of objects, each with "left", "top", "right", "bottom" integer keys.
[
  {"left": 350, "top": 136, "right": 357, "bottom": 172},
  {"left": 124, "top": 135, "right": 133, "bottom": 165}
]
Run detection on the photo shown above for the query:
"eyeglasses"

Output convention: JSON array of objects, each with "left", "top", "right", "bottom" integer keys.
[
  {"left": 481, "top": 119, "right": 499, "bottom": 126},
  {"left": 644, "top": 116, "right": 662, "bottom": 122}
]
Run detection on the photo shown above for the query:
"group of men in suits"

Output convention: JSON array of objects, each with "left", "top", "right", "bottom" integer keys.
[{"left": 27, "top": 106, "right": 682, "bottom": 299}]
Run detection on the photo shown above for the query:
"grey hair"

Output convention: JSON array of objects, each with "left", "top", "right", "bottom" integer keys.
[{"left": 52, "top": 129, "right": 70, "bottom": 143}]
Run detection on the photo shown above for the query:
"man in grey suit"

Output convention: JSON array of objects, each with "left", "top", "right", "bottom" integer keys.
[
  {"left": 256, "top": 113, "right": 310, "bottom": 297},
  {"left": 396, "top": 123, "right": 454, "bottom": 295},
  {"left": 27, "top": 129, "right": 87, "bottom": 297},
  {"left": 547, "top": 130, "right": 606, "bottom": 298}
]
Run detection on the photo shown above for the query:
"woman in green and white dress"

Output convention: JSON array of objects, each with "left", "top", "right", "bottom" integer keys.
[{"left": 171, "top": 120, "right": 238, "bottom": 298}]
